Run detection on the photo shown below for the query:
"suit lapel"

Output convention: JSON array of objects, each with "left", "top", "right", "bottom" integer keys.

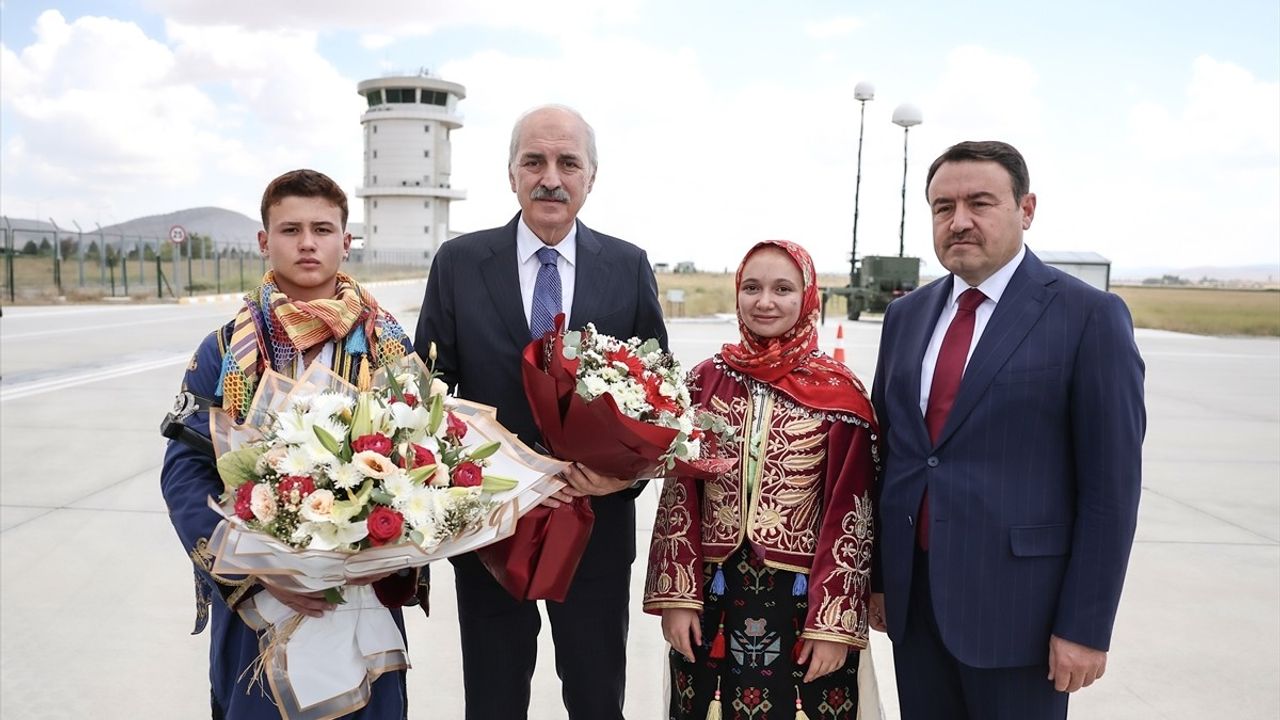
[
  {"left": 568, "top": 221, "right": 606, "bottom": 329},
  {"left": 479, "top": 214, "right": 532, "bottom": 346},
  {"left": 934, "top": 250, "right": 1057, "bottom": 448},
  {"left": 905, "top": 277, "right": 954, "bottom": 448}
]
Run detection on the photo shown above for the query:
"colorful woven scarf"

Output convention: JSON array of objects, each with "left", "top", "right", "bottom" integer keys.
[{"left": 216, "top": 271, "right": 405, "bottom": 419}]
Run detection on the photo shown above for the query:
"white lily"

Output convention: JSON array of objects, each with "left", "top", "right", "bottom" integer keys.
[
  {"left": 389, "top": 401, "right": 431, "bottom": 438},
  {"left": 295, "top": 518, "right": 369, "bottom": 551}
]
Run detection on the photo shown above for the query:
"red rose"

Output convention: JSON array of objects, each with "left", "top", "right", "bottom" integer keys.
[
  {"left": 452, "top": 461, "right": 483, "bottom": 488},
  {"left": 366, "top": 506, "right": 405, "bottom": 546},
  {"left": 234, "top": 483, "right": 256, "bottom": 520},
  {"left": 277, "top": 475, "right": 315, "bottom": 506},
  {"left": 606, "top": 348, "right": 646, "bottom": 378},
  {"left": 402, "top": 393, "right": 419, "bottom": 408},
  {"left": 352, "top": 433, "right": 393, "bottom": 455},
  {"left": 409, "top": 444, "right": 436, "bottom": 469},
  {"left": 445, "top": 412, "right": 468, "bottom": 440}
]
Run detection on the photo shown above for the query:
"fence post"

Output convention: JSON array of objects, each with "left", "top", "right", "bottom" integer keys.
[
  {"left": 72, "top": 220, "right": 86, "bottom": 288},
  {"left": 157, "top": 246, "right": 164, "bottom": 299},
  {"left": 1, "top": 216, "right": 13, "bottom": 303},
  {"left": 119, "top": 232, "right": 129, "bottom": 296},
  {"left": 49, "top": 218, "right": 64, "bottom": 296},
  {"left": 186, "top": 236, "right": 194, "bottom": 296},
  {"left": 137, "top": 235, "right": 145, "bottom": 286},
  {"left": 96, "top": 222, "right": 108, "bottom": 290}
]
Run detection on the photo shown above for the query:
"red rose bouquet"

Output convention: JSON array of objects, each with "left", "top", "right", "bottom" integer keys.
[
  {"left": 522, "top": 314, "right": 736, "bottom": 480},
  {"left": 206, "top": 352, "right": 566, "bottom": 718}
]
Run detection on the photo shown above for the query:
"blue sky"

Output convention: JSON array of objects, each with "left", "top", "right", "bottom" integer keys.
[{"left": 2, "top": 1, "right": 1277, "bottom": 275}]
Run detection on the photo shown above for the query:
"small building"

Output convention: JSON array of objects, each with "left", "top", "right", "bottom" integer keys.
[
  {"left": 674, "top": 261, "right": 697, "bottom": 274},
  {"left": 1037, "top": 250, "right": 1111, "bottom": 291},
  {"left": 653, "top": 262, "right": 671, "bottom": 274}
]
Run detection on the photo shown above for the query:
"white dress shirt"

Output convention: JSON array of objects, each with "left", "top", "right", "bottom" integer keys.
[
  {"left": 516, "top": 215, "right": 577, "bottom": 327},
  {"left": 918, "top": 243, "right": 1026, "bottom": 416}
]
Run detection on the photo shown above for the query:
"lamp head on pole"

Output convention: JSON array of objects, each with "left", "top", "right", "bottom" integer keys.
[
  {"left": 892, "top": 103, "right": 923, "bottom": 128},
  {"left": 854, "top": 81, "right": 876, "bottom": 102}
]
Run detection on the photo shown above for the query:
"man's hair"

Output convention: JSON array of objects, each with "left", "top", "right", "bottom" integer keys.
[
  {"left": 507, "top": 104, "right": 598, "bottom": 173},
  {"left": 260, "top": 169, "right": 349, "bottom": 229},
  {"left": 925, "top": 141, "right": 1030, "bottom": 201}
]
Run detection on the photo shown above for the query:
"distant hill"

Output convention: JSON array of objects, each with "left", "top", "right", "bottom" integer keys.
[
  {"left": 1114, "top": 263, "right": 1280, "bottom": 284},
  {"left": 98, "top": 207, "right": 261, "bottom": 247}
]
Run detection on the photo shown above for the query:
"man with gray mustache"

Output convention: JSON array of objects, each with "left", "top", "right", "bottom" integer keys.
[{"left": 415, "top": 104, "right": 667, "bottom": 719}]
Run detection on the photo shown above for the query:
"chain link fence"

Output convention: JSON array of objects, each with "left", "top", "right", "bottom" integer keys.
[{"left": 0, "top": 218, "right": 430, "bottom": 303}]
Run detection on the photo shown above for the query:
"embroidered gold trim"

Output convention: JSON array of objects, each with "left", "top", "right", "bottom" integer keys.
[
  {"left": 799, "top": 630, "right": 868, "bottom": 649},
  {"left": 643, "top": 601, "right": 705, "bottom": 612}
]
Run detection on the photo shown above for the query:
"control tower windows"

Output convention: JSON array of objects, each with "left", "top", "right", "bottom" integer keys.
[
  {"left": 366, "top": 90, "right": 383, "bottom": 107},
  {"left": 420, "top": 90, "right": 449, "bottom": 106}
]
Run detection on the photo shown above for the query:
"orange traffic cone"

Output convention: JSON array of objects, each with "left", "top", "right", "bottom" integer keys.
[{"left": 833, "top": 324, "right": 846, "bottom": 364}]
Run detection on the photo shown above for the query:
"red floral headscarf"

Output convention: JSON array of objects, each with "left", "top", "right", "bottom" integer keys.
[{"left": 721, "top": 240, "right": 873, "bottom": 421}]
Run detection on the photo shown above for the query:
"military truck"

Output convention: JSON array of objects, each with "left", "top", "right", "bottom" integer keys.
[{"left": 823, "top": 254, "right": 921, "bottom": 321}]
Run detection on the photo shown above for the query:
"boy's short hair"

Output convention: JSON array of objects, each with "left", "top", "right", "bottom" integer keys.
[{"left": 259, "top": 169, "right": 349, "bottom": 229}]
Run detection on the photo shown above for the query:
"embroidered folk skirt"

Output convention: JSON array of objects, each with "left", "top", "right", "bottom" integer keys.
[{"left": 668, "top": 544, "right": 860, "bottom": 719}]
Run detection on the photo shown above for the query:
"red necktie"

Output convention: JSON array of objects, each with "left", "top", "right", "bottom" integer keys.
[{"left": 918, "top": 287, "right": 986, "bottom": 550}]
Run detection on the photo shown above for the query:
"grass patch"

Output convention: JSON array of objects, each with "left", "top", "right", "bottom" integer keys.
[
  {"left": 656, "top": 272, "right": 851, "bottom": 319},
  {"left": 1112, "top": 286, "right": 1280, "bottom": 337}
]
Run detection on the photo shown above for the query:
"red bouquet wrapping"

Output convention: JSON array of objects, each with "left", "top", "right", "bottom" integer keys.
[
  {"left": 520, "top": 314, "right": 736, "bottom": 481},
  {"left": 477, "top": 496, "right": 595, "bottom": 602}
]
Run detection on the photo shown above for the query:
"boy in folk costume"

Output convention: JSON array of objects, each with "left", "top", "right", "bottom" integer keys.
[
  {"left": 644, "top": 241, "right": 878, "bottom": 720},
  {"left": 161, "top": 170, "right": 416, "bottom": 719}
]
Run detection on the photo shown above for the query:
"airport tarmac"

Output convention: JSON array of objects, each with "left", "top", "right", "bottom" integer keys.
[{"left": 1, "top": 284, "right": 1276, "bottom": 719}]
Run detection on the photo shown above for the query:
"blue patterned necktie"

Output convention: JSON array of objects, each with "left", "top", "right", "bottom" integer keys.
[{"left": 529, "top": 246, "right": 562, "bottom": 338}]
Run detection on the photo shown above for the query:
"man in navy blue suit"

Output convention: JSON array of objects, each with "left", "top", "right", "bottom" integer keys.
[
  {"left": 868, "top": 141, "right": 1145, "bottom": 719},
  {"left": 415, "top": 105, "right": 666, "bottom": 720}
]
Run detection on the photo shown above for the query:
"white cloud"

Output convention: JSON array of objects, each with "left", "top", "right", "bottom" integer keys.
[
  {"left": 0, "top": 10, "right": 364, "bottom": 231},
  {"left": 1129, "top": 54, "right": 1279, "bottom": 165},
  {"left": 146, "top": 0, "right": 641, "bottom": 38},
  {"left": 360, "top": 33, "right": 396, "bottom": 50},
  {"left": 805, "top": 16, "right": 863, "bottom": 39}
]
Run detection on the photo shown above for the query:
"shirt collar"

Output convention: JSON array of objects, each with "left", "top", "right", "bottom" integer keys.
[
  {"left": 949, "top": 242, "right": 1026, "bottom": 306},
  {"left": 517, "top": 215, "right": 577, "bottom": 266}
]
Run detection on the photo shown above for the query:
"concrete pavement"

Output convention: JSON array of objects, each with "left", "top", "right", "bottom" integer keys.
[{"left": 1, "top": 290, "right": 1276, "bottom": 719}]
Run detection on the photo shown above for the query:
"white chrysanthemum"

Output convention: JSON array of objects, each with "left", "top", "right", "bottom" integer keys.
[
  {"left": 295, "top": 519, "right": 369, "bottom": 551},
  {"left": 313, "top": 415, "right": 350, "bottom": 444},
  {"left": 278, "top": 446, "right": 316, "bottom": 475},
  {"left": 286, "top": 390, "right": 318, "bottom": 413},
  {"left": 383, "top": 470, "right": 415, "bottom": 508},
  {"left": 329, "top": 462, "right": 363, "bottom": 491},
  {"left": 582, "top": 375, "right": 609, "bottom": 399},
  {"left": 402, "top": 487, "right": 444, "bottom": 536},
  {"left": 352, "top": 450, "right": 398, "bottom": 478},
  {"left": 307, "top": 391, "right": 355, "bottom": 420},
  {"left": 250, "top": 483, "right": 277, "bottom": 523},
  {"left": 300, "top": 489, "right": 336, "bottom": 522}
]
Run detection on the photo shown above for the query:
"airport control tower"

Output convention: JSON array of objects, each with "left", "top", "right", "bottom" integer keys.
[{"left": 355, "top": 70, "right": 465, "bottom": 263}]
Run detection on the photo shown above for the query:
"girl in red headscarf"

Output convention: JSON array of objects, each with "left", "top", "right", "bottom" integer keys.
[{"left": 643, "top": 241, "right": 878, "bottom": 719}]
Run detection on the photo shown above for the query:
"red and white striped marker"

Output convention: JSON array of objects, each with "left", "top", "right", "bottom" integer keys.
[{"left": 833, "top": 324, "right": 846, "bottom": 364}]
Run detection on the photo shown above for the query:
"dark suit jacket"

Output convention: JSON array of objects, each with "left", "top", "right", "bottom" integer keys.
[
  {"left": 416, "top": 213, "right": 668, "bottom": 575},
  {"left": 871, "top": 248, "right": 1145, "bottom": 668}
]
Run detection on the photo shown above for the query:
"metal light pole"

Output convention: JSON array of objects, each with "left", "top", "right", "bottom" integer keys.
[
  {"left": 892, "top": 103, "right": 923, "bottom": 258},
  {"left": 850, "top": 81, "right": 875, "bottom": 289}
]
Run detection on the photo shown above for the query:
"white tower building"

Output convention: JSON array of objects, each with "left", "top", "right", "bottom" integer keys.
[{"left": 355, "top": 71, "right": 466, "bottom": 264}]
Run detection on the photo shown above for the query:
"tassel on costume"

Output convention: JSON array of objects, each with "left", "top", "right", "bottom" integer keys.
[
  {"left": 709, "top": 564, "right": 726, "bottom": 596},
  {"left": 792, "top": 571, "right": 807, "bottom": 597},
  {"left": 709, "top": 610, "right": 726, "bottom": 659},
  {"left": 357, "top": 356, "right": 372, "bottom": 391},
  {"left": 793, "top": 686, "right": 809, "bottom": 720},
  {"left": 705, "top": 676, "right": 722, "bottom": 720},
  {"left": 344, "top": 323, "right": 368, "bottom": 355}
]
